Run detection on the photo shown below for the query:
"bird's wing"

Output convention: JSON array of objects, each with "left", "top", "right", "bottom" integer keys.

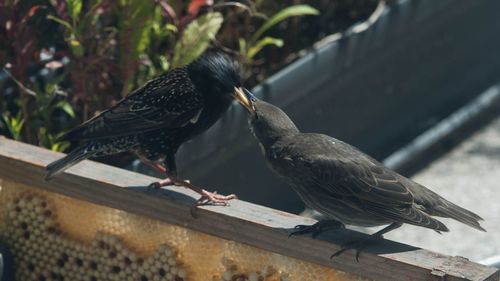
[
  {"left": 275, "top": 134, "right": 413, "bottom": 206},
  {"left": 305, "top": 153, "right": 415, "bottom": 207},
  {"left": 64, "top": 68, "right": 204, "bottom": 140},
  {"left": 274, "top": 134, "right": 448, "bottom": 231}
]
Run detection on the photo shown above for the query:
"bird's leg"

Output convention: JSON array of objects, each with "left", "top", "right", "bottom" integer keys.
[
  {"left": 152, "top": 176, "right": 237, "bottom": 204},
  {"left": 289, "top": 220, "right": 345, "bottom": 238},
  {"left": 146, "top": 156, "right": 237, "bottom": 207},
  {"left": 331, "top": 222, "right": 403, "bottom": 261},
  {"left": 139, "top": 154, "right": 179, "bottom": 187},
  {"left": 137, "top": 154, "right": 167, "bottom": 174}
]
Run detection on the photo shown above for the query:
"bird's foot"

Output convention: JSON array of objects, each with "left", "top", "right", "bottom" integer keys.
[
  {"left": 330, "top": 235, "right": 381, "bottom": 262},
  {"left": 148, "top": 177, "right": 237, "bottom": 204},
  {"left": 148, "top": 178, "right": 237, "bottom": 204},
  {"left": 195, "top": 190, "right": 238, "bottom": 206},
  {"left": 331, "top": 222, "right": 400, "bottom": 261},
  {"left": 148, "top": 178, "right": 188, "bottom": 189},
  {"left": 289, "top": 220, "right": 345, "bottom": 238},
  {"left": 189, "top": 190, "right": 237, "bottom": 218},
  {"left": 147, "top": 177, "right": 237, "bottom": 216}
]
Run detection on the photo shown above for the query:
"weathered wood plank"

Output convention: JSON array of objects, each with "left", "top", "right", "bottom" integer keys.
[{"left": 0, "top": 137, "right": 497, "bottom": 281}]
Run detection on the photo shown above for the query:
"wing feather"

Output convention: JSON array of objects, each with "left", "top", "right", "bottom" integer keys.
[
  {"left": 63, "top": 68, "right": 203, "bottom": 141},
  {"left": 304, "top": 154, "right": 414, "bottom": 207},
  {"left": 277, "top": 134, "right": 448, "bottom": 230}
]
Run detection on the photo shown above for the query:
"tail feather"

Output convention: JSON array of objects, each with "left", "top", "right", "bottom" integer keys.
[
  {"left": 45, "top": 144, "right": 94, "bottom": 180},
  {"left": 412, "top": 182, "right": 485, "bottom": 231},
  {"left": 433, "top": 201, "right": 485, "bottom": 232},
  {"left": 365, "top": 204, "right": 449, "bottom": 232}
]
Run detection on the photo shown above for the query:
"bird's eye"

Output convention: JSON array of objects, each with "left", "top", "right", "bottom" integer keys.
[{"left": 251, "top": 98, "right": 256, "bottom": 102}]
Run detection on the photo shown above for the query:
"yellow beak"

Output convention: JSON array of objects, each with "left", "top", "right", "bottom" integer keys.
[{"left": 233, "top": 87, "right": 253, "bottom": 113}]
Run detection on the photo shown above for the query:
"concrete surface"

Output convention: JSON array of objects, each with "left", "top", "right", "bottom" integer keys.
[{"left": 382, "top": 115, "right": 500, "bottom": 262}]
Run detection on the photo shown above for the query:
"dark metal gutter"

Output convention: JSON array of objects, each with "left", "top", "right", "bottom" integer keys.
[{"left": 383, "top": 81, "right": 500, "bottom": 174}]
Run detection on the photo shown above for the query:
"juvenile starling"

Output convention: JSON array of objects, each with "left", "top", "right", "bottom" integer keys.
[
  {"left": 46, "top": 52, "right": 246, "bottom": 204},
  {"left": 234, "top": 89, "right": 485, "bottom": 258}
]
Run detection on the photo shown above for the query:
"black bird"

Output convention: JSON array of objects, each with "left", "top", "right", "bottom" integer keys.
[
  {"left": 46, "top": 52, "right": 246, "bottom": 204},
  {"left": 234, "top": 89, "right": 485, "bottom": 258}
]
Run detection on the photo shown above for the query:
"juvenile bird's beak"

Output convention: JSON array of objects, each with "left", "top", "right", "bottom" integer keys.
[{"left": 233, "top": 87, "right": 255, "bottom": 114}]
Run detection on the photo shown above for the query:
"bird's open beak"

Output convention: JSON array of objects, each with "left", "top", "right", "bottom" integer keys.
[{"left": 233, "top": 87, "right": 255, "bottom": 113}]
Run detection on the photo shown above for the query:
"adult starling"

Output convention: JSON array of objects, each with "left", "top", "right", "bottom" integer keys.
[
  {"left": 46, "top": 52, "right": 246, "bottom": 204},
  {"left": 234, "top": 89, "right": 485, "bottom": 258}
]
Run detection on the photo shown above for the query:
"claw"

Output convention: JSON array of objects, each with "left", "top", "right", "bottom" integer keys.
[
  {"left": 197, "top": 189, "right": 237, "bottom": 205},
  {"left": 189, "top": 190, "right": 237, "bottom": 218},
  {"left": 330, "top": 222, "right": 402, "bottom": 261},
  {"left": 289, "top": 224, "right": 320, "bottom": 238},
  {"left": 148, "top": 182, "right": 161, "bottom": 189},
  {"left": 147, "top": 177, "right": 237, "bottom": 218},
  {"left": 330, "top": 237, "right": 377, "bottom": 262},
  {"left": 289, "top": 220, "right": 344, "bottom": 238}
]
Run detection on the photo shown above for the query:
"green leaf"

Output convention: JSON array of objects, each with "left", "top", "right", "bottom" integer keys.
[
  {"left": 251, "top": 5, "right": 319, "bottom": 43},
  {"left": 239, "top": 38, "right": 247, "bottom": 56},
  {"left": 172, "top": 12, "right": 223, "bottom": 67},
  {"left": 2, "top": 113, "right": 24, "bottom": 141},
  {"left": 56, "top": 101, "right": 76, "bottom": 118},
  {"left": 158, "top": 55, "right": 170, "bottom": 72},
  {"left": 130, "top": 3, "right": 153, "bottom": 55},
  {"left": 47, "top": 15, "right": 74, "bottom": 33},
  {"left": 119, "top": 0, "right": 154, "bottom": 58},
  {"left": 44, "top": 132, "right": 71, "bottom": 152},
  {"left": 69, "top": 39, "right": 84, "bottom": 57},
  {"left": 51, "top": 141, "right": 70, "bottom": 152},
  {"left": 165, "top": 23, "right": 178, "bottom": 33},
  {"left": 66, "top": 0, "right": 82, "bottom": 21},
  {"left": 247, "top": 36, "right": 283, "bottom": 59},
  {"left": 118, "top": 0, "right": 154, "bottom": 96},
  {"left": 136, "top": 29, "right": 151, "bottom": 55},
  {"left": 53, "top": 132, "right": 71, "bottom": 152}
]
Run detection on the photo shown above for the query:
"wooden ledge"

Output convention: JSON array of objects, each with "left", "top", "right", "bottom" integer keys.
[{"left": 0, "top": 137, "right": 498, "bottom": 281}]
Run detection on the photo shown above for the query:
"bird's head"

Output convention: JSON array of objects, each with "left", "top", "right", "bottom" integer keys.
[
  {"left": 234, "top": 88, "right": 299, "bottom": 146},
  {"left": 187, "top": 52, "right": 244, "bottom": 101}
]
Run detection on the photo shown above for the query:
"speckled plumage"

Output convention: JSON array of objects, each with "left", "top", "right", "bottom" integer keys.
[
  {"left": 46, "top": 52, "right": 240, "bottom": 179},
  {"left": 236, "top": 92, "right": 485, "bottom": 234}
]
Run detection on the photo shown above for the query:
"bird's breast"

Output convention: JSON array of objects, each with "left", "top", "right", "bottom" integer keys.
[
  {"left": 183, "top": 99, "right": 231, "bottom": 140},
  {"left": 264, "top": 149, "right": 297, "bottom": 179}
]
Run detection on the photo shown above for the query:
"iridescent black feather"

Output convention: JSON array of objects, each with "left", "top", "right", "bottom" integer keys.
[{"left": 46, "top": 52, "right": 240, "bottom": 179}]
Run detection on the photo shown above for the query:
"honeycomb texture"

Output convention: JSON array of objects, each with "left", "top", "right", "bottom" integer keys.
[{"left": 0, "top": 179, "right": 369, "bottom": 281}]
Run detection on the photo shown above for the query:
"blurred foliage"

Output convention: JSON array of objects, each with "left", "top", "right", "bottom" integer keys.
[
  {"left": 0, "top": 0, "right": 378, "bottom": 155},
  {"left": 239, "top": 5, "right": 318, "bottom": 62},
  {"left": 172, "top": 11, "right": 224, "bottom": 67}
]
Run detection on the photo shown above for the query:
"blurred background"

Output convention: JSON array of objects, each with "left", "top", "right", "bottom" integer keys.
[{"left": 1, "top": 0, "right": 499, "bottom": 266}]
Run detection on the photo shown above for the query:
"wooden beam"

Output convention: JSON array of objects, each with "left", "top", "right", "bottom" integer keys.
[{"left": 0, "top": 137, "right": 497, "bottom": 281}]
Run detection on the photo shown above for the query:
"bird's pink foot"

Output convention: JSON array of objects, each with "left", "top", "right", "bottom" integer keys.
[
  {"left": 195, "top": 190, "right": 238, "bottom": 206},
  {"left": 148, "top": 177, "right": 237, "bottom": 207},
  {"left": 148, "top": 178, "right": 186, "bottom": 188},
  {"left": 190, "top": 190, "right": 237, "bottom": 218}
]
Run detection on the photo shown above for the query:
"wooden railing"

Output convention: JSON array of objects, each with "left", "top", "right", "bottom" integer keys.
[{"left": 0, "top": 136, "right": 498, "bottom": 281}]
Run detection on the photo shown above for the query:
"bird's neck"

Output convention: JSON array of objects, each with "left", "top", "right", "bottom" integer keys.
[
  {"left": 204, "top": 92, "right": 232, "bottom": 117},
  {"left": 189, "top": 94, "right": 231, "bottom": 130},
  {"left": 253, "top": 126, "right": 299, "bottom": 148}
]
